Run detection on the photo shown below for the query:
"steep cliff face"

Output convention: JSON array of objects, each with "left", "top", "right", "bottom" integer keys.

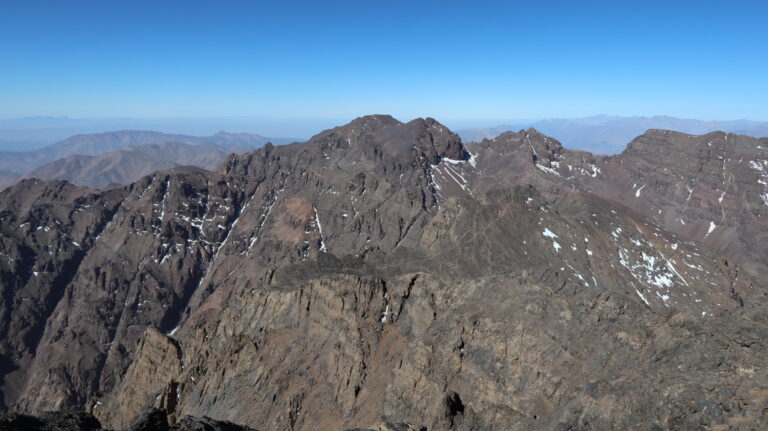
[
  {"left": 0, "top": 179, "right": 126, "bottom": 409},
  {"left": 0, "top": 168, "right": 257, "bottom": 412},
  {"left": 1, "top": 116, "right": 767, "bottom": 430},
  {"left": 93, "top": 327, "right": 183, "bottom": 429}
]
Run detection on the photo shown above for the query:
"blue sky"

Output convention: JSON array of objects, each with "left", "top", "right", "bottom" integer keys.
[{"left": 1, "top": 0, "right": 767, "bottom": 122}]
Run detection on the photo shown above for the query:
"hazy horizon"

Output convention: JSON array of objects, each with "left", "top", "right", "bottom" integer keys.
[{"left": 2, "top": 113, "right": 767, "bottom": 155}]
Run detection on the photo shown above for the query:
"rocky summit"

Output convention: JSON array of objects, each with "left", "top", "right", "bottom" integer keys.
[{"left": 0, "top": 115, "right": 767, "bottom": 430}]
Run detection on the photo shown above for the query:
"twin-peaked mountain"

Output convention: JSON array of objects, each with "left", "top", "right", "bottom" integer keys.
[{"left": 0, "top": 115, "right": 767, "bottom": 430}]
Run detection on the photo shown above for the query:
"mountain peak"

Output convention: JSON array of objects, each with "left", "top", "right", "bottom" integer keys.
[
  {"left": 347, "top": 114, "right": 402, "bottom": 129},
  {"left": 526, "top": 127, "right": 542, "bottom": 135}
]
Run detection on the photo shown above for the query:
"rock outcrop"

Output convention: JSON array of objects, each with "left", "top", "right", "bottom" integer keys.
[
  {"left": 0, "top": 408, "right": 257, "bottom": 430},
  {"left": 0, "top": 411, "right": 101, "bottom": 430}
]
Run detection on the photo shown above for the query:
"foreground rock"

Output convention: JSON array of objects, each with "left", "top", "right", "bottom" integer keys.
[
  {"left": 0, "top": 411, "right": 100, "bottom": 430},
  {"left": 0, "top": 408, "right": 256, "bottom": 430},
  {"left": 130, "top": 408, "right": 257, "bottom": 431},
  {"left": 345, "top": 422, "right": 427, "bottom": 431}
]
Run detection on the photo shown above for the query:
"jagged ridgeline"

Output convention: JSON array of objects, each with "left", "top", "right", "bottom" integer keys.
[{"left": 0, "top": 115, "right": 767, "bottom": 430}]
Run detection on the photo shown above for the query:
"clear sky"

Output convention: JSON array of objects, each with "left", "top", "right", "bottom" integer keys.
[{"left": 1, "top": 0, "right": 767, "bottom": 122}]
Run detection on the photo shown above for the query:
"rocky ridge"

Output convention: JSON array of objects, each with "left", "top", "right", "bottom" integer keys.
[{"left": 0, "top": 115, "right": 766, "bottom": 430}]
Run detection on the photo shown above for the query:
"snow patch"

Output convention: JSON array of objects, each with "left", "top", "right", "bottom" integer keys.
[
  {"left": 542, "top": 228, "right": 558, "bottom": 239},
  {"left": 313, "top": 206, "right": 327, "bottom": 252},
  {"left": 381, "top": 304, "right": 391, "bottom": 323},
  {"left": 535, "top": 163, "right": 561, "bottom": 177},
  {"left": 635, "top": 288, "right": 650, "bottom": 306}
]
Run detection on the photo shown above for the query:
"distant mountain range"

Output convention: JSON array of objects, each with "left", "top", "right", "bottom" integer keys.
[
  {"left": 457, "top": 115, "right": 768, "bottom": 154},
  {"left": 0, "top": 130, "right": 293, "bottom": 189},
  {"left": 25, "top": 141, "right": 249, "bottom": 189},
  {"left": 0, "top": 116, "right": 322, "bottom": 150}
]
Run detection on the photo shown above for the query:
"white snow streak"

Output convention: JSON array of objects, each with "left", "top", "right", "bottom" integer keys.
[{"left": 313, "top": 206, "right": 327, "bottom": 252}]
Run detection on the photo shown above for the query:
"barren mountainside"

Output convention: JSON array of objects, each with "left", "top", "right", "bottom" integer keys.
[{"left": 0, "top": 116, "right": 767, "bottom": 430}]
